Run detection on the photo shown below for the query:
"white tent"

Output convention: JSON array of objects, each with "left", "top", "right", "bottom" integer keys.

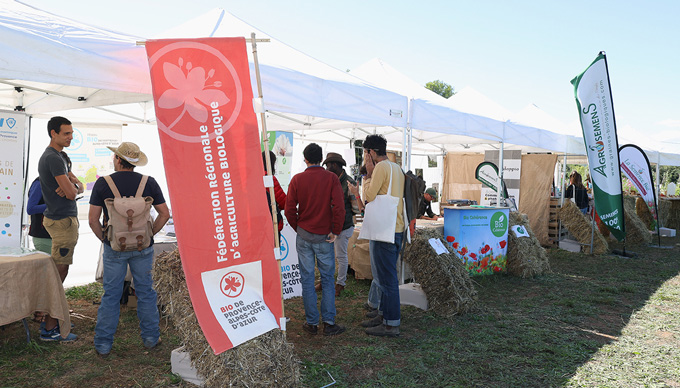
[
  {"left": 447, "top": 86, "right": 514, "bottom": 122},
  {"left": 512, "top": 103, "right": 680, "bottom": 166},
  {"left": 1, "top": 2, "right": 409, "bottom": 134},
  {"left": 0, "top": 0, "right": 152, "bottom": 119},
  {"left": 155, "top": 9, "right": 407, "bottom": 133},
  {"left": 350, "top": 58, "right": 585, "bottom": 156}
]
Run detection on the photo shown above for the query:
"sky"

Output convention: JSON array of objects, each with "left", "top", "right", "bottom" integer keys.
[{"left": 22, "top": 0, "right": 680, "bottom": 142}]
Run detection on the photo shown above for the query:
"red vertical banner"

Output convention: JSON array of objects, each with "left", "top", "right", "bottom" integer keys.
[{"left": 145, "top": 38, "right": 282, "bottom": 354}]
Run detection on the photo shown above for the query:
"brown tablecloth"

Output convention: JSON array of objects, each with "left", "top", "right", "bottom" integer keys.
[
  {"left": 347, "top": 228, "right": 372, "bottom": 279},
  {"left": 0, "top": 253, "right": 71, "bottom": 337},
  {"left": 348, "top": 221, "right": 445, "bottom": 280}
]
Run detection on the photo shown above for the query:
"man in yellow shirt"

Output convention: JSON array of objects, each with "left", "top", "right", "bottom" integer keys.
[{"left": 361, "top": 134, "right": 405, "bottom": 337}]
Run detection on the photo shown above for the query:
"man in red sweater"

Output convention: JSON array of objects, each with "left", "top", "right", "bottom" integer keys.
[{"left": 285, "top": 143, "right": 346, "bottom": 336}]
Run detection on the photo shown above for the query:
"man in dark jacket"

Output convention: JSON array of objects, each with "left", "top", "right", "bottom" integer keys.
[
  {"left": 322, "top": 152, "right": 359, "bottom": 296},
  {"left": 418, "top": 188, "right": 440, "bottom": 220}
]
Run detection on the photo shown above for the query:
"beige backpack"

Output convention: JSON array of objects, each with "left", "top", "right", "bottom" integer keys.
[{"left": 103, "top": 175, "right": 154, "bottom": 252}]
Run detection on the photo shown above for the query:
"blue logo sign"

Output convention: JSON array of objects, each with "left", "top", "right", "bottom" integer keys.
[
  {"left": 279, "top": 233, "right": 289, "bottom": 261},
  {"left": 67, "top": 128, "right": 83, "bottom": 151},
  {"left": 6, "top": 118, "right": 16, "bottom": 129}
]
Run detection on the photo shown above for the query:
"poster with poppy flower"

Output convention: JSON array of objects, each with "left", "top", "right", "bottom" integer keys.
[
  {"left": 146, "top": 38, "right": 283, "bottom": 354},
  {"left": 443, "top": 207, "right": 509, "bottom": 276}
]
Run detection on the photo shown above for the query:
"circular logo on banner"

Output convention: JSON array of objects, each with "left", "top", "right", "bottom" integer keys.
[
  {"left": 147, "top": 42, "right": 244, "bottom": 143},
  {"left": 67, "top": 128, "right": 83, "bottom": 151},
  {"left": 490, "top": 212, "right": 508, "bottom": 237},
  {"left": 279, "top": 233, "right": 289, "bottom": 261},
  {"left": 220, "top": 271, "right": 245, "bottom": 298}
]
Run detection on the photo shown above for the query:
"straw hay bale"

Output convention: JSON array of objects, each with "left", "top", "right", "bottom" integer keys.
[
  {"left": 624, "top": 200, "right": 652, "bottom": 245},
  {"left": 635, "top": 197, "right": 654, "bottom": 230},
  {"left": 663, "top": 198, "right": 680, "bottom": 230},
  {"left": 507, "top": 212, "right": 550, "bottom": 278},
  {"left": 153, "top": 249, "right": 301, "bottom": 388},
  {"left": 596, "top": 216, "right": 610, "bottom": 239},
  {"left": 658, "top": 198, "right": 671, "bottom": 228},
  {"left": 557, "top": 201, "right": 609, "bottom": 254},
  {"left": 623, "top": 195, "right": 636, "bottom": 211},
  {"left": 402, "top": 228, "right": 477, "bottom": 318}
]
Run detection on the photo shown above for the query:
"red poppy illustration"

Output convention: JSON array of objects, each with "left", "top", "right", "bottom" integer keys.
[
  {"left": 446, "top": 235, "right": 455, "bottom": 242},
  {"left": 460, "top": 247, "right": 468, "bottom": 255},
  {"left": 469, "top": 252, "right": 477, "bottom": 259},
  {"left": 499, "top": 240, "right": 507, "bottom": 249},
  {"left": 493, "top": 266, "right": 502, "bottom": 273},
  {"left": 452, "top": 242, "right": 459, "bottom": 249}
]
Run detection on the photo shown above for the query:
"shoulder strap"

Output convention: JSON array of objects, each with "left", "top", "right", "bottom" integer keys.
[
  {"left": 103, "top": 175, "right": 121, "bottom": 198},
  {"left": 386, "top": 161, "right": 395, "bottom": 194},
  {"left": 135, "top": 175, "right": 149, "bottom": 198}
]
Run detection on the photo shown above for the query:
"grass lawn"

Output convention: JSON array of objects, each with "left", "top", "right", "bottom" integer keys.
[{"left": 1, "top": 235, "right": 679, "bottom": 387}]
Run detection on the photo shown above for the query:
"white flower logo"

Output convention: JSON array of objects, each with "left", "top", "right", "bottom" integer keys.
[{"left": 157, "top": 58, "right": 230, "bottom": 122}]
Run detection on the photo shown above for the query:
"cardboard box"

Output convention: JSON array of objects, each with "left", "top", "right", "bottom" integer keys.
[
  {"left": 659, "top": 227, "right": 676, "bottom": 237},
  {"left": 559, "top": 239, "right": 581, "bottom": 253},
  {"left": 399, "top": 283, "right": 428, "bottom": 310},
  {"left": 171, "top": 347, "right": 205, "bottom": 386}
]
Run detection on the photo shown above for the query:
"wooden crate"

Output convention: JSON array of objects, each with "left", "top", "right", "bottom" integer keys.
[{"left": 547, "top": 197, "right": 567, "bottom": 244}]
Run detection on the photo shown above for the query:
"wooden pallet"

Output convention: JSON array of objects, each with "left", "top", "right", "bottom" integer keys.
[{"left": 548, "top": 197, "right": 567, "bottom": 244}]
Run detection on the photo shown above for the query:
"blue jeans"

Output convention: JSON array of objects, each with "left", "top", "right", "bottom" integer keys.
[
  {"left": 94, "top": 244, "right": 159, "bottom": 354},
  {"left": 296, "top": 236, "right": 336, "bottom": 325},
  {"left": 367, "top": 240, "right": 381, "bottom": 310},
  {"left": 373, "top": 233, "right": 403, "bottom": 326}
]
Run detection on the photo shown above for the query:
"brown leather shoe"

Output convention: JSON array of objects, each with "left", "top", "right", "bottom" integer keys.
[
  {"left": 335, "top": 284, "right": 344, "bottom": 296},
  {"left": 302, "top": 322, "right": 318, "bottom": 335},
  {"left": 323, "top": 322, "right": 346, "bottom": 336},
  {"left": 360, "top": 314, "right": 383, "bottom": 328},
  {"left": 314, "top": 282, "right": 322, "bottom": 292}
]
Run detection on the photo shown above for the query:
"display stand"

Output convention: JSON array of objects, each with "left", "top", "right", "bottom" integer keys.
[{"left": 443, "top": 206, "right": 509, "bottom": 276}]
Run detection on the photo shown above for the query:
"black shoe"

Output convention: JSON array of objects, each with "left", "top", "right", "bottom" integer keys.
[
  {"left": 323, "top": 323, "right": 346, "bottom": 336},
  {"left": 96, "top": 349, "right": 110, "bottom": 359},
  {"left": 365, "top": 324, "right": 400, "bottom": 337},
  {"left": 360, "top": 314, "right": 383, "bottom": 328},
  {"left": 365, "top": 309, "right": 380, "bottom": 318},
  {"left": 363, "top": 302, "right": 377, "bottom": 311},
  {"left": 302, "top": 322, "right": 318, "bottom": 335}
]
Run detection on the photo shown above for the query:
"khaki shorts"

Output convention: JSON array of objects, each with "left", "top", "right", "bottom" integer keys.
[{"left": 43, "top": 216, "right": 79, "bottom": 265}]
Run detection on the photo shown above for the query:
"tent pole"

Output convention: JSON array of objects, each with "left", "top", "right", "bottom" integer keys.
[
  {"left": 656, "top": 153, "right": 661, "bottom": 226},
  {"left": 407, "top": 99, "right": 413, "bottom": 172},
  {"left": 22, "top": 115, "right": 31, "bottom": 249},
  {"left": 558, "top": 152, "right": 567, "bottom": 244},
  {"left": 654, "top": 153, "right": 661, "bottom": 246},
  {"left": 250, "top": 33, "right": 285, "bottom": 329},
  {"left": 498, "top": 123, "right": 505, "bottom": 208}
]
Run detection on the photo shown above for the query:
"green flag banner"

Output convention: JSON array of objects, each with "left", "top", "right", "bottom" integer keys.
[{"left": 571, "top": 52, "right": 625, "bottom": 241}]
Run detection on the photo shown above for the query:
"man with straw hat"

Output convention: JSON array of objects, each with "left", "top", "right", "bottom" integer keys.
[{"left": 88, "top": 141, "right": 170, "bottom": 358}]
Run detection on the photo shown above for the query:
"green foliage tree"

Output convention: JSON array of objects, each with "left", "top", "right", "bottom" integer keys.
[{"left": 425, "top": 80, "right": 455, "bottom": 99}]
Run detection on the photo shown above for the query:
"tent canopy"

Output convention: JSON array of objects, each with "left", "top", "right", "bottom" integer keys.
[{"left": 2, "top": 1, "right": 679, "bottom": 166}]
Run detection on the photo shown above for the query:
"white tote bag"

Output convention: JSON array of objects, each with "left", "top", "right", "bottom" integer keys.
[{"left": 358, "top": 162, "right": 399, "bottom": 244}]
